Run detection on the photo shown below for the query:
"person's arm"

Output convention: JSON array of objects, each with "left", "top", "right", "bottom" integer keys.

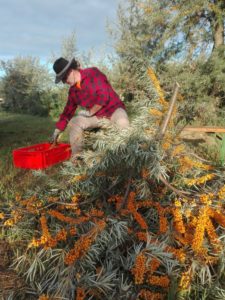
[
  {"left": 89, "top": 104, "right": 102, "bottom": 116},
  {"left": 78, "top": 104, "right": 103, "bottom": 118},
  {"left": 56, "top": 90, "right": 77, "bottom": 131}
]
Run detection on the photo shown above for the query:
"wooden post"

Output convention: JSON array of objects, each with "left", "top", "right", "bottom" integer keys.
[
  {"left": 220, "top": 134, "right": 225, "bottom": 166},
  {"left": 157, "top": 82, "right": 180, "bottom": 140}
]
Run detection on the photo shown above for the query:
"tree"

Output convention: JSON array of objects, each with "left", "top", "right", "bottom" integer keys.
[
  {"left": 113, "top": 0, "right": 225, "bottom": 64},
  {"left": 61, "top": 31, "right": 78, "bottom": 61},
  {"left": 0, "top": 56, "right": 51, "bottom": 115},
  {"left": 2, "top": 67, "right": 225, "bottom": 299},
  {"left": 51, "top": 31, "right": 94, "bottom": 67},
  {"left": 109, "top": 0, "right": 225, "bottom": 124}
]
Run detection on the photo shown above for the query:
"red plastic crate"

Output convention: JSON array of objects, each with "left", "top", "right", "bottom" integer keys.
[{"left": 13, "top": 143, "right": 71, "bottom": 169}]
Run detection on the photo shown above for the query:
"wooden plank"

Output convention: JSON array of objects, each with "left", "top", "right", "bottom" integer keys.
[{"left": 183, "top": 126, "right": 225, "bottom": 133}]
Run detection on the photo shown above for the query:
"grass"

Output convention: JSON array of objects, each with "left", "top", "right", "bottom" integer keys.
[{"left": 0, "top": 110, "right": 69, "bottom": 200}]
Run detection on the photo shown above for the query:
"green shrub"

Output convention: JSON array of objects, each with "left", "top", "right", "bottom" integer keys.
[{"left": 0, "top": 56, "right": 51, "bottom": 116}]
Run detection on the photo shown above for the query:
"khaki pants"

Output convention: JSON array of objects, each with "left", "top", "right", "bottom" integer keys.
[{"left": 68, "top": 108, "right": 130, "bottom": 156}]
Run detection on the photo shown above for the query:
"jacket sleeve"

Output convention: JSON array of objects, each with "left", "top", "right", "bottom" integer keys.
[{"left": 55, "top": 90, "right": 77, "bottom": 131}]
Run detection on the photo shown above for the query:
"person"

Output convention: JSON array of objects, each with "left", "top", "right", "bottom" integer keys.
[{"left": 51, "top": 57, "right": 130, "bottom": 163}]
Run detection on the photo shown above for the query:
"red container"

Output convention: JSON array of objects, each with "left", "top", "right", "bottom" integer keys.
[{"left": 13, "top": 143, "right": 71, "bottom": 169}]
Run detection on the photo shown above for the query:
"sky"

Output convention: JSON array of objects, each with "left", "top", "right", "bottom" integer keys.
[{"left": 0, "top": 0, "right": 121, "bottom": 62}]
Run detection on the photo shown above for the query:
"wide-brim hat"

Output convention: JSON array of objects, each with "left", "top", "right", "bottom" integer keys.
[{"left": 53, "top": 57, "right": 76, "bottom": 84}]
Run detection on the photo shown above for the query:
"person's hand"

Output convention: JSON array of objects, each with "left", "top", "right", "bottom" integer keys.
[
  {"left": 78, "top": 110, "right": 92, "bottom": 117},
  {"left": 50, "top": 128, "right": 61, "bottom": 144}
]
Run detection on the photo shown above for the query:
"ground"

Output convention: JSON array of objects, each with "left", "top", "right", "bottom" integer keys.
[{"left": 0, "top": 111, "right": 69, "bottom": 199}]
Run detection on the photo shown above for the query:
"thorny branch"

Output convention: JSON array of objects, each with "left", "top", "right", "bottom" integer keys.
[
  {"left": 158, "top": 174, "right": 193, "bottom": 199},
  {"left": 119, "top": 172, "right": 133, "bottom": 211}
]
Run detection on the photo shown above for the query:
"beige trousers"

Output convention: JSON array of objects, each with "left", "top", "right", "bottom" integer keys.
[{"left": 68, "top": 108, "right": 130, "bottom": 156}]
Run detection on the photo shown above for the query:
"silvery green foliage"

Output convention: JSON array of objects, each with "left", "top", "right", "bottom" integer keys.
[
  {"left": 210, "top": 287, "right": 225, "bottom": 300},
  {"left": 114, "top": 0, "right": 225, "bottom": 67},
  {"left": 8, "top": 65, "right": 175, "bottom": 298},
  {"left": 12, "top": 219, "right": 178, "bottom": 299},
  {"left": 0, "top": 56, "right": 51, "bottom": 116},
  {"left": 11, "top": 219, "right": 132, "bottom": 299},
  {"left": 111, "top": 0, "right": 225, "bottom": 128},
  {"left": 59, "top": 66, "right": 167, "bottom": 203}
]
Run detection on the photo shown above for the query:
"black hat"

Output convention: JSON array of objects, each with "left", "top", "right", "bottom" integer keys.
[{"left": 53, "top": 57, "right": 78, "bottom": 83}]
